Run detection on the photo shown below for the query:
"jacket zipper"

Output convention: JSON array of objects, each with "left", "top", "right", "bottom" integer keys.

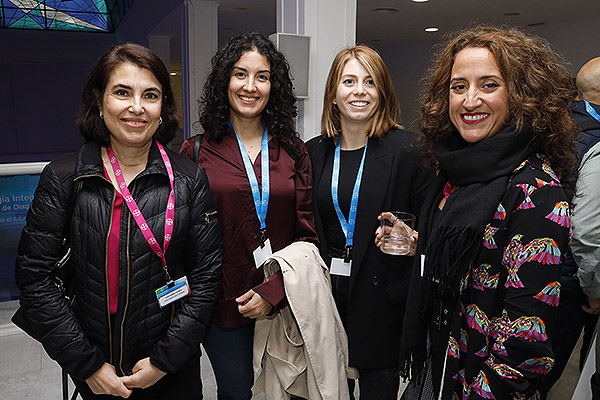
[
  {"left": 73, "top": 174, "right": 116, "bottom": 363},
  {"left": 204, "top": 210, "right": 218, "bottom": 224}
]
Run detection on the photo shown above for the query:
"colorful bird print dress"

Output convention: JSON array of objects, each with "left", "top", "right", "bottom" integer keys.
[{"left": 436, "top": 155, "right": 571, "bottom": 400}]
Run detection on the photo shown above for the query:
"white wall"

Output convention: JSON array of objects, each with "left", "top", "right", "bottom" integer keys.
[
  {"left": 302, "top": 0, "right": 356, "bottom": 141},
  {"left": 381, "top": 16, "right": 600, "bottom": 133}
]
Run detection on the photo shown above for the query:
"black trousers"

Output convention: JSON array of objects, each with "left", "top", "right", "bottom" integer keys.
[
  {"left": 348, "top": 366, "right": 400, "bottom": 400},
  {"left": 541, "top": 275, "right": 598, "bottom": 398},
  {"left": 72, "top": 356, "right": 202, "bottom": 400}
]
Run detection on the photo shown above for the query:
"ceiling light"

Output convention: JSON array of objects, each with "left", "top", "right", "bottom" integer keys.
[
  {"left": 425, "top": 27, "right": 439, "bottom": 32},
  {"left": 412, "top": 0, "right": 429, "bottom": 2},
  {"left": 371, "top": 7, "right": 399, "bottom": 14}
]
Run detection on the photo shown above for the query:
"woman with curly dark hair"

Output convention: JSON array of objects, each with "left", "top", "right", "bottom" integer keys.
[
  {"left": 399, "top": 25, "right": 578, "bottom": 399},
  {"left": 180, "top": 32, "right": 317, "bottom": 400},
  {"left": 195, "top": 31, "right": 304, "bottom": 161}
]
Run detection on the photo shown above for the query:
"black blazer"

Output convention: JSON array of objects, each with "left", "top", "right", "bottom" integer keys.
[{"left": 306, "top": 128, "right": 433, "bottom": 368}]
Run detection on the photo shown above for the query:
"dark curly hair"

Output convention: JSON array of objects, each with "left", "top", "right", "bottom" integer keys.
[
  {"left": 77, "top": 43, "right": 179, "bottom": 146},
  {"left": 199, "top": 32, "right": 302, "bottom": 160},
  {"left": 419, "top": 25, "right": 578, "bottom": 184}
]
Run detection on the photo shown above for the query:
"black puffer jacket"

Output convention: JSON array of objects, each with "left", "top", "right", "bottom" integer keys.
[{"left": 16, "top": 140, "right": 222, "bottom": 381}]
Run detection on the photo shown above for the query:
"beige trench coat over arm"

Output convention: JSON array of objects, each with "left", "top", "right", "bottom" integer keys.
[{"left": 252, "top": 241, "right": 358, "bottom": 400}]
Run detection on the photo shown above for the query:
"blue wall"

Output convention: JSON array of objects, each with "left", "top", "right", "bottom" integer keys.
[
  {"left": 0, "top": 0, "right": 184, "bottom": 301},
  {"left": 0, "top": 0, "right": 184, "bottom": 163},
  {"left": 0, "top": 61, "right": 90, "bottom": 162},
  {"left": 0, "top": 29, "right": 118, "bottom": 163}
]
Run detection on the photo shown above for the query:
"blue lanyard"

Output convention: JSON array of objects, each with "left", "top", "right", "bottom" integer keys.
[
  {"left": 230, "top": 121, "right": 270, "bottom": 241},
  {"left": 584, "top": 100, "right": 600, "bottom": 123},
  {"left": 331, "top": 136, "right": 368, "bottom": 261}
]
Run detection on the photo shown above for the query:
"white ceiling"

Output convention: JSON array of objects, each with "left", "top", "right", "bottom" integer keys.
[
  {"left": 217, "top": 0, "right": 276, "bottom": 47},
  {"left": 160, "top": 0, "right": 600, "bottom": 71},
  {"left": 216, "top": 0, "right": 600, "bottom": 50},
  {"left": 356, "top": 0, "right": 600, "bottom": 49}
]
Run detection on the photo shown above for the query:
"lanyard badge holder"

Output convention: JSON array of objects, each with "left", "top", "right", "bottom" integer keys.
[
  {"left": 231, "top": 121, "right": 273, "bottom": 268},
  {"left": 107, "top": 143, "right": 190, "bottom": 308},
  {"left": 329, "top": 137, "right": 368, "bottom": 277}
]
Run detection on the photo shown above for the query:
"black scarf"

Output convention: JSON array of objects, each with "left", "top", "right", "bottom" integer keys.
[{"left": 399, "top": 125, "right": 537, "bottom": 380}]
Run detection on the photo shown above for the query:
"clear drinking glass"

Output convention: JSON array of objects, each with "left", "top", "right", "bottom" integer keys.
[{"left": 379, "top": 211, "right": 416, "bottom": 255}]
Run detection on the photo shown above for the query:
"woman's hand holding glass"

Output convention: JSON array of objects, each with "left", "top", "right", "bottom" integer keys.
[{"left": 375, "top": 211, "right": 418, "bottom": 256}]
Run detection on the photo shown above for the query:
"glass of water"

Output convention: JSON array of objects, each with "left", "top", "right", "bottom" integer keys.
[{"left": 379, "top": 211, "right": 416, "bottom": 255}]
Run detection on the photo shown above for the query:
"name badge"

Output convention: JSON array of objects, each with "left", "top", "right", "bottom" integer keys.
[
  {"left": 330, "top": 258, "right": 351, "bottom": 277},
  {"left": 156, "top": 276, "right": 191, "bottom": 308},
  {"left": 253, "top": 238, "right": 273, "bottom": 269}
]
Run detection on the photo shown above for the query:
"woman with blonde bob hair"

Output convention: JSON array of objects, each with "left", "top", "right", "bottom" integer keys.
[
  {"left": 307, "top": 45, "right": 433, "bottom": 399},
  {"left": 400, "top": 25, "right": 577, "bottom": 399}
]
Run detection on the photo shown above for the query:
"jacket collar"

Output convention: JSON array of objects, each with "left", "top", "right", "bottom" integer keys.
[
  {"left": 75, "top": 139, "right": 170, "bottom": 181},
  {"left": 570, "top": 100, "right": 600, "bottom": 156},
  {"left": 311, "top": 134, "right": 391, "bottom": 179},
  {"left": 350, "top": 135, "right": 394, "bottom": 280},
  {"left": 311, "top": 133, "right": 395, "bottom": 286}
]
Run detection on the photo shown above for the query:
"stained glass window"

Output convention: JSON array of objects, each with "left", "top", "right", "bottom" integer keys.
[{"left": 0, "top": 0, "right": 134, "bottom": 32}]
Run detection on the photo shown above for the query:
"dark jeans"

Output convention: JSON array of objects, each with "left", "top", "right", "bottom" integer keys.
[
  {"left": 202, "top": 322, "right": 254, "bottom": 400},
  {"left": 348, "top": 366, "right": 400, "bottom": 400},
  {"left": 73, "top": 356, "right": 202, "bottom": 400}
]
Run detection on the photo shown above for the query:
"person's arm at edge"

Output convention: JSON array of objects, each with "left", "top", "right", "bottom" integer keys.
[{"left": 573, "top": 144, "right": 600, "bottom": 312}]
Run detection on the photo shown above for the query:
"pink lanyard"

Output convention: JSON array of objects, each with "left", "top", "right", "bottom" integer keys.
[{"left": 106, "top": 143, "right": 175, "bottom": 283}]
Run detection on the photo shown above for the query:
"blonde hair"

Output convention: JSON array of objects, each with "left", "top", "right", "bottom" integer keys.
[{"left": 321, "top": 45, "right": 401, "bottom": 138}]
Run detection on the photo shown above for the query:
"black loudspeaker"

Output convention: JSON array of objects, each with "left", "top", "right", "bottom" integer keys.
[{"left": 270, "top": 33, "right": 310, "bottom": 98}]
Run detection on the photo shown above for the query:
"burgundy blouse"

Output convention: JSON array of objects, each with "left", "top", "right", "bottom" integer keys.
[
  {"left": 180, "top": 129, "right": 318, "bottom": 328},
  {"left": 104, "top": 169, "right": 123, "bottom": 315}
]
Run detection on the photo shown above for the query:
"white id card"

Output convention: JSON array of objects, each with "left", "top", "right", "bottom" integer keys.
[
  {"left": 330, "top": 258, "right": 352, "bottom": 276},
  {"left": 253, "top": 238, "right": 273, "bottom": 269},
  {"left": 156, "top": 276, "right": 191, "bottom": 308}
]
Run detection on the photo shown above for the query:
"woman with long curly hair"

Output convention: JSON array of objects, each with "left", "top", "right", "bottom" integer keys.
[
  {"left": 180, "top": 32, "right": 317, "bottom": 400},
  {"left": 399, "top": 25, "right": 578, "bottom": 399}
]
